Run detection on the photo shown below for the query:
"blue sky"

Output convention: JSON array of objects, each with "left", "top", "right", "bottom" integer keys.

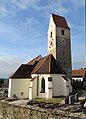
[{"left": 0, "top": 0, "right": 85, "bottom": 78}]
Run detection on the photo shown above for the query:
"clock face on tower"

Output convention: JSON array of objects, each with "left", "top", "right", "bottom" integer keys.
[{"left": 49, "top": 39, "right": 54, "bottom": 48}]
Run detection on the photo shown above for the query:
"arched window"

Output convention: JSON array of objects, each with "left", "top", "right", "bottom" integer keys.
[{"left": 41, "top": 78, "right": 45, "bottom": 93}]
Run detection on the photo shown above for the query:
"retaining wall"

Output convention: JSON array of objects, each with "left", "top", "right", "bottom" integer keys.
[{"left": 0, "top": 101, "right": 86, "bottom": 119}]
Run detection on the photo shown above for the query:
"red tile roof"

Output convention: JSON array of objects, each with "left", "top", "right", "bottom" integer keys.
[
  {"left": 32, "top": 54, "right": 65, "bottom": 74},
  {"left": 10, "top": 54, "right": 65, "bottom": 79},
  {"left": 27, "top": 55, "right": 42, "bottom": 65},
  {"left": 52, "top": 13, "right": 70, "bottom": 29},
  {"left": 72, "top": 70, "right": 86, "bottom": 77},
  {"left": 10, "top": 64, "right": 34, "bottom": 78}
]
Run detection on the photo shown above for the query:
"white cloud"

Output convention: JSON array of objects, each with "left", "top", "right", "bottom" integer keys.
[
  {"left": 0, "top": 22, "right": 15, "bottom": 33},
  {"left": 11, "top": 0, "right": 31, "bottom": 9},
  {"left": 67, "top": 21, "right": 74, "bottom": 28},
  {"left": 0, "top": 3, "right": 16, "bottom": 16},
  {"left": 0, "top": 22, "right": 22, "bottom": 43},
  {"left": 32, "top": 0, "right": 70, "bottom": 13},
  {"left": 0, "top": 51, "right": 43, "bottom": 78},
  {"left": 70, "top": 0, "right": 85, "bottom": 9},
  {"left": 0, "top": 0, "right": 33, "bottom": 16},
  {"left": 21, "top": 18, "right": 39, "bottom": 26},
  {"left": 0, "top": 0, "right": 85, "bottom": 17},
  {"left": 0, "top": 55, "right": 24, "bottom": 78},
  {"left": 10, "top": 0, "right": 41, "bottom": 10}
]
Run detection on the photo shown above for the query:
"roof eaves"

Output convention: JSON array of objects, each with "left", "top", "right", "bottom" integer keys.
[{"left": 55, "top": 60, "right": 66, "bottom": 74}]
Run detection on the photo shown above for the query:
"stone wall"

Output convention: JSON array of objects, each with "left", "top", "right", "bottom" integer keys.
[
  {"left": 0, "top": 101, "right": 86, "bottom": 119},
  {"left": 56, "top": 36, "right": 72, "bottom": 79}
]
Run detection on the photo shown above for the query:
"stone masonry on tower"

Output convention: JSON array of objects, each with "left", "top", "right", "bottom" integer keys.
[{"left": 48, "top": 13, "right": 72, "bottom": 87}]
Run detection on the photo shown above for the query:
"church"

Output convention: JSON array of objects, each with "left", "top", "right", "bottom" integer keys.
[{"left": 8, "top": 13, "right": 72, "bottom": 99}]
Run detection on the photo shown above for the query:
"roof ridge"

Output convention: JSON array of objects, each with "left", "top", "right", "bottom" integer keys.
[
  {"left": 27, "top": 55, "right": 42, "bottom": 65},
  {"left": 32, "top": 55, "right": 50, "bottom": 74},
  {"left": 52, "top": 13, "right": 65, "bottom": 18}
]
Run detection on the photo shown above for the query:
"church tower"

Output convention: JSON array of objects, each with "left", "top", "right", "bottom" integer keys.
[{"left": 48, "top": 13, "right": 72, "bottom": 81}]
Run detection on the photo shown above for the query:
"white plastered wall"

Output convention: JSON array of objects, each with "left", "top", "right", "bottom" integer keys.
[
  {"left": 31, "top": 74, "right": 38, "bottom": 99},
  {"left": 8, "top": 78, "right": 31, "bottom": 99},
  {"left": 32, "top": 74, "right": 51, "bottom": 98},
  {"left": 48, "top": 14, "right": 56, "bottom": 55},
  {"left": 31, "top": 74, "right": 69, "bottom": 98},
  {"left": 50, "top": 74, "right": 69, "bottom": 96},
  {"left": 32, "top": 77, "right": 37, "bottom": 99}
]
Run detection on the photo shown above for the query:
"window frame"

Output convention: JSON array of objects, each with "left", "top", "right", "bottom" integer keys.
[
  {"left": 50, "top": 31, "right": 52, "bottom": 38},
  {"left": 41, "top": 78, "right": 45, "bottom": 93},
  {"left": 61, "top": 30, "right": 65, "bottom": 35}
]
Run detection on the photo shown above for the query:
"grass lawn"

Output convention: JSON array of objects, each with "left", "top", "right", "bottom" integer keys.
[{"left": 33, "top": 97, "right": 65, "bottom": 103}]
